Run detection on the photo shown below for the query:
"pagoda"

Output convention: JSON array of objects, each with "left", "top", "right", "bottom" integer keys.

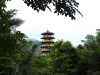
[{"left": 41, "top": 30, "right": 55, "bottom": 56}]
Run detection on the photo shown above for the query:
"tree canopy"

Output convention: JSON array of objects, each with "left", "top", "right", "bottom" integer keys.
[
  {"left": 2, "top": 0, "right": 100, "bottom": 75},
  {"left": 5, "top": 0, "right": 82, "bottom": 19}
]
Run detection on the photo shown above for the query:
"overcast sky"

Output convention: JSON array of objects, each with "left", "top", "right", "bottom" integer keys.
[{"left": 6, "top": 0, "right": 100, "bottom": 46}]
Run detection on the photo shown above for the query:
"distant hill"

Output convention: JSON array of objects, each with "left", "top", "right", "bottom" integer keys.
[
  {"left": 25, "top": 38, "right": 42, "bottom": 56},
  {"left": 25, "top": 38, "right": 41, "bottom": 44}
]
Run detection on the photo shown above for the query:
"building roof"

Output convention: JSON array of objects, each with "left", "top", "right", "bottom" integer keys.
[{"left": 41, "top": 30, "right": 54, "bottom": 35}]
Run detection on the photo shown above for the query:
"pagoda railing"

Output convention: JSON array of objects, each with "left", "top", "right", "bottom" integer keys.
[
  {"left": 42, "top": 35, "right": 54, "bottom": 37},
  {"left": 42, "top": 40, "right": 54, "bottom": 42}
]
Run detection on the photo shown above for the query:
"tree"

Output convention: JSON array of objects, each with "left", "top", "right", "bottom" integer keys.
[
  {"left": 0, "top": 4, "right": 28, "bottom": 74},
  {"left": 5, "top": 0, "right": 82, "bottom": 20},
  {"left": 0, "top": 9, "right": 25, "bottom": 56},
  {"left": 81, "top": 34, "right": 98, "bottom": 51},
  {"left": 50, "top": 40, "right": 80, "bottom": 75},
  {"left": 80, "top": 29, "right": 100, "bottom": 75},
  {"left": 76, "top": 44, "right": 91, "bottom": 75},
  {"left": 17, "top": 43, "right": 38, "bottom": 75},
  {"left": 0, "top": 5, "right": 39, "bottom": 74},
  {"left": 1, "top": 1, "right": 53, "bottom": 75}
]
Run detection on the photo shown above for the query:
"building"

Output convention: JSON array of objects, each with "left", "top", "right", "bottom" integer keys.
[{"left": 41, "top": 30, "right": 55, "bottom": 56}]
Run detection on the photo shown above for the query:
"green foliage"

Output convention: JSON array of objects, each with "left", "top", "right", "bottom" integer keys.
[
  {"left": 23, "top": 0, "right": 83, "bottom": 19},
  {"left": 49, "top": 31, "right": 100, "bottom": 75},
  {"left": 1, "top": 1, "right": 100, "bottom": 75},
  {"left": 0, "top": 8, "right": 25, "bottom": 57},
  {"left": 77, "top": 44, "right": 84, "bottom": 50},
  {"left": 81, "top": 34, "right": 97, "bottom": 51},
  {"left": 0, "top": 3, "right": 35, "bottom": 75},
  {"left": 31, "top": 56, "right": 50, "bottom": 75},
  {"left": 0, "top": 0, "right": 6, "bottom": 8},
  {"left": 50, "top": 40, "right": 79, "bottom": 75},
  {"left": 80, "top": 29, "right": 100, "bottom": 75},
  {"left": 5, "top": 0, "right": 82, "bottom": 20}
]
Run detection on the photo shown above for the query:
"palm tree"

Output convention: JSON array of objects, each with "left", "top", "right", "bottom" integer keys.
[{"left": 0, "top": 7, "right": 26, "bottom": 75}]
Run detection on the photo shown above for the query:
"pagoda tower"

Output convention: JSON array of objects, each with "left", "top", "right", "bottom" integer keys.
[{"left": 41, "top": 30, "right": 55, "bottom": 56}]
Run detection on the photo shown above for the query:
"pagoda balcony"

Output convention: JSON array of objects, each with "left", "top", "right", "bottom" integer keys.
[
  {"left": 42, "top": 35, "right": 54, "bottom": 37},
  {"left": 41, "top": 37, "right": 55, "bottom": 39},
  {"left": 41, "top": 46, "right": 48, "bottom": 48},
  {"left": 41, "top": 41, "right": 54, "bottom": 43},
  {"left": 42, "top": 49, "right": 49, "bottom": 52},
  {"left": 41, "top": 44, "right": 53, "bottom": 48},
  {"left": 41, "top": 44, "right": 53, "bottom": 46}
]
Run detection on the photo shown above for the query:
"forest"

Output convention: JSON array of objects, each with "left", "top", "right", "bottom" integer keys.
[{"left": 0, "top": 0, "right": 100, "bottom": 75}]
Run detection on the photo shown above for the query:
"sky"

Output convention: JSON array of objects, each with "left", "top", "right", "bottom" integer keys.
[{"left": 6, "top": 0, "right": 100, "bottom": 46}]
